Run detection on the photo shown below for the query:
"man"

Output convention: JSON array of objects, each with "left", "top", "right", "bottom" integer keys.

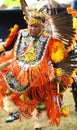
[{"left": 0, "top": 2, "right": 73, "bottom": 130}]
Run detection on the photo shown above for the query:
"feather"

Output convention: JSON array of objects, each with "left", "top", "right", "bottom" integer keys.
[
  {"left": 52, "top": 0, "right": 73, "bottom": 6},
  {"left": 20, "top": 0, "right": 29, "bottom": 20},
  {"left": 60, "top": 41, "right": 77, "bottom": 75},
  {"left": 45, "top": 10, "right": 75, "bottom": 46}
]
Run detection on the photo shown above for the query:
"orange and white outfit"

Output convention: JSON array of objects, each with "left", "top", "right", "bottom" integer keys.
[{"left": 0, "top": 28, "right": 72, "bottom": 127}]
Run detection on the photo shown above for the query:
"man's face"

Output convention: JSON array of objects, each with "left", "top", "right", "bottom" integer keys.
[{"left": 28, "top": 24, "right": 43, "bottom": 37}]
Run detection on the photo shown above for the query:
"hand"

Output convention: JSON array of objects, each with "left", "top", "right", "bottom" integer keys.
[
  {"left": 56, "top": 76, "right": 62, "bottom": 83},
  {"left": 0, "top": 46, "right": 5, "bottom": 53}
]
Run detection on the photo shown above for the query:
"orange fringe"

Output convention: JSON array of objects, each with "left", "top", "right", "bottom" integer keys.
[
  {"left": 11, "top": 82, "right": 61, "bottom": 126},
  {"left": 4, "top": 24, "right": 19, "bottom": 47}
]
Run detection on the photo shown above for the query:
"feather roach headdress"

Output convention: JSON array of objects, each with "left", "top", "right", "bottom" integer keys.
[{"left": 20, "top": 0, "right": 75, "bottom": 47}]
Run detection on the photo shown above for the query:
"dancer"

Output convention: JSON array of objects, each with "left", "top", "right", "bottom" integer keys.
[{"left": 0, "top": 0, "right": 76, "bottom": 129}]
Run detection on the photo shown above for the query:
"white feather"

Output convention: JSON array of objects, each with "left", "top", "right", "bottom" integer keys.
[
  {"left": 53, "top": 0, "right": 73, "bottom": 5},
  {"left": 25, "top": 0, "right": 73, "bottom": 9}
]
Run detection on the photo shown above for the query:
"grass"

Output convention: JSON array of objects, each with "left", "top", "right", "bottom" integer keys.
[
  {"left": 4, "top": 0, "right": 20, "bottom": 9},
  {"left": 0, "top": 87, "right": 77, "bottom": 130}
]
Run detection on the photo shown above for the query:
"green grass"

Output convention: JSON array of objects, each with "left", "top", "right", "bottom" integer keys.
[{"left": 4, "top": 0, "right": 20, "bottom": 9}]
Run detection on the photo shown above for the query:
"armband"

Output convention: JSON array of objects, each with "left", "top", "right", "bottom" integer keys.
[{"left": 55, "top": 68, "right": 62, "bottom": 76}]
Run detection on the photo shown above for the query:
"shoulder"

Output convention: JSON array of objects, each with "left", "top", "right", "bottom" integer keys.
[
  {"left": 18, "top": 29, "right": 29, "bottom": 36},
  {"left": 39, "top": 31, "right": 50, "bottom": 42}
]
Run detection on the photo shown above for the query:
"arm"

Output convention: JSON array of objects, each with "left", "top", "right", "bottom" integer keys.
[
  {"left": 50, "top": 39, "right": 70, "bottom": 93},
  {"left": 0, "top": 24, "right": 19, "bottom": 53}
]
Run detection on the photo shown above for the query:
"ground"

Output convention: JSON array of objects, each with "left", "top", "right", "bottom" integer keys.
[{"left": 0, "top": 87, "right": 77, "bottom": 130}]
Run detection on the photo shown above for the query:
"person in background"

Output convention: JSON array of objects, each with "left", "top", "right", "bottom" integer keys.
[
  {"left": 71, "top": 68, "right": 77, "bottom": 112},
  {"left": 68, "top": 0, "right": 77, "bottom": 112}
]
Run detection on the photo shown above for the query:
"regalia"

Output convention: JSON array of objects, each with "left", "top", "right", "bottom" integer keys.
[{"left": 0, "top": 0, "right": 76, "bottom": 127}]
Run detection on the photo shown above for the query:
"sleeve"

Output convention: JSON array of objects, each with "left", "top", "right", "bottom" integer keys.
[{"left": 0, "top": 24, "right": 19, "bottom": 53}]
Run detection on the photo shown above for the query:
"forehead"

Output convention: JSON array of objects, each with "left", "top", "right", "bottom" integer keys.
[{"left": 28, "top": 24, "right": 41, "bottom": 27}]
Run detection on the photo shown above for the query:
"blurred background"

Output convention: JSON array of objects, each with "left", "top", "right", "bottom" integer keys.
[
  {"left": 0, "top": 0, "right": 73, "bottom": 42},
  {"left": 0, "top": 0, "right": 27, "bottom": 42}
]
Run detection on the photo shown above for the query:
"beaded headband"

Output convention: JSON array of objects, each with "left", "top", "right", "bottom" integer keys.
[{"left": 20, "top": 0, "right": 48, "bottom": 25}]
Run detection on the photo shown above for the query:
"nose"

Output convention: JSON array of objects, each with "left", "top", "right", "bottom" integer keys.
[{"left": 31, "top": 26, "right": 35, "bottom": 30}]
